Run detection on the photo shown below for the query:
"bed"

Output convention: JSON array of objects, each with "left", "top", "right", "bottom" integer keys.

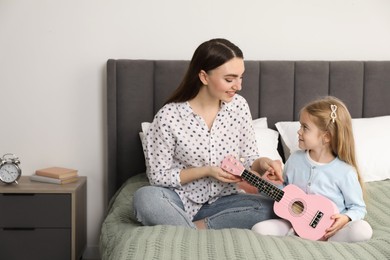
[{"left": 100, "top": 60, "right": 390, "bottom": 259}]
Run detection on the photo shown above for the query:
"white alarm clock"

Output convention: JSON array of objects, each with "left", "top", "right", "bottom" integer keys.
[{"left": 0, "top": 153, "right": 22, "bottom": 184}]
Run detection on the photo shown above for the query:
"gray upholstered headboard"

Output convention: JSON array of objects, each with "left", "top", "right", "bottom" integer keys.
[{"left": 107, "top": 60, "right": 390, "bottom": 201}]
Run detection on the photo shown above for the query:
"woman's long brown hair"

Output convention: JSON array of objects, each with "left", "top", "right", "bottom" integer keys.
[{"left": 165, "top": 38, "right": 243, "bottom": 105}]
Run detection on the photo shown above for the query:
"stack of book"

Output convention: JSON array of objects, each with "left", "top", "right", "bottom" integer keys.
[{"left": 30, "top": 167, "right": 79, "bottom": 184}]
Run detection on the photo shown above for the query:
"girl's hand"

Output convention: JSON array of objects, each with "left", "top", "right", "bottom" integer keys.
[
  {"left": 258, "top": 158, "right": 284, "bottom": 182},
  {"left": 324, "top": 214, "right": 350, "bottom": 239},
  {"left": 211, "top": 166, "right": 242, "bottom": 183}
]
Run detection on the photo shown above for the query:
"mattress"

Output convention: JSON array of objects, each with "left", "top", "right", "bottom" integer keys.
[{"left": 100, "top": 174, "right": 390, "bottom": 260}]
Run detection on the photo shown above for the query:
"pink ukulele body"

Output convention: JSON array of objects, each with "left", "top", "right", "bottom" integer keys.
[
  {"left": 221, "top": 155, "right": 338, "bottom": 241},
  {"left": 274, "top": 184, "right": 338, "bottom": 240}
]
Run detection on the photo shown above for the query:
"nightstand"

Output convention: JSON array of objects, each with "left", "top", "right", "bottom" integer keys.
[{"left": 0, "top": 176, "right": 86, "bottom": 260}]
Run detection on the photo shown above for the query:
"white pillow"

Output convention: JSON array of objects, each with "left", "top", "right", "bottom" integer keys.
[
  {"left": 254, "top": 128, "right": 284, "bottom": 163},
  {"left": 141, "top": 122, "right": 151, "bottom": 135},
  {"left": 139, "top": 132, "right": 146, "bottom": 150},
  {"left": 353, "top": 116, "right": 390, "bottom": 182},
  {"left": 252, "top": 117, "right": 283, "bottom": 163},
  {"left": 275, "top": 121, "right": 301, "bottom": 160},
  {"left": 252, "top": 117, "right": 268, "bottom": 129},
  {"left": 275, "top": 116, "right": 390, "bottom": 182},
  {"left": 140, "top": 122, "right": 151, "bottom": 153}
]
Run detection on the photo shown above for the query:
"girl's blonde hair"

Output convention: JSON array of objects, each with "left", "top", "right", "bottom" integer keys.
[{"left": 301, "top": 96, "right": 364, "bottom": 189}]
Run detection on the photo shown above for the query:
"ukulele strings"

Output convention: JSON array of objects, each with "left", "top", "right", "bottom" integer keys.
[
  {"left": 222, "top": 157, "right": 322, "bottom": 224},
  {"left": 241, "top": 170, "right": 321, "bottom": 222}
]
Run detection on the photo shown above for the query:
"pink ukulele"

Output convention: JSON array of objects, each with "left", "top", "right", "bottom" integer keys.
[{"left": 221, "top": 155, "right": 339, "bottom": 241}]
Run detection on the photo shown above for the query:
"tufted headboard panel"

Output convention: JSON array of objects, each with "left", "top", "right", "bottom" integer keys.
[{"left": 106, "top": 60, "right": 390, "bottom": 201}]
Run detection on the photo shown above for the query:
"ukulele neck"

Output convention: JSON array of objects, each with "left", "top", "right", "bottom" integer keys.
[{"left": 241, "top": 169, "right": 284, "bottom": 202}]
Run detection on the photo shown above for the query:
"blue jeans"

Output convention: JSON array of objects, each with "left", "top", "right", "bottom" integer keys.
[{"left": 133, "top": 186, "right": 276, "bottom": 229}]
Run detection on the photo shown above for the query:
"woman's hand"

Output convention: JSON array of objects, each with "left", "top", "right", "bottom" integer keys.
[
  {"left": 180, "top": 166, "right": 241, "bottom": 185},
  {"left": 211, "top": 166, "right": 242, "bottom": 183},
  {"left": 324, "top": 214, "right": 350, "bottom": 239}
]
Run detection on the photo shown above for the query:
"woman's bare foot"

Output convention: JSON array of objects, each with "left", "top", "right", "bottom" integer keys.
[{"left": 193, "top": 219, "right": 207, "bottom": 229}]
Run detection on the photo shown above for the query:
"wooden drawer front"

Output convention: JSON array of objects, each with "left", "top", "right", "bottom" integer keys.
[
  {"left": 0, "top": 193, "right": 71, "bottom": 228},
  {"left": 0, "top": 228, "right": 71, "bottom": 260}
]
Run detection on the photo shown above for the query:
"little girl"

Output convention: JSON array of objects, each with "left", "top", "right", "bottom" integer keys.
[{"left": 252, "top": 96, "right": 372, "bottom": 242}]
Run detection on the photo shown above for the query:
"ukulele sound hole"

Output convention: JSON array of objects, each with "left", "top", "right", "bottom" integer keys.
[{"left": 291, "top": 201, "right": 304, "bottom": 215}]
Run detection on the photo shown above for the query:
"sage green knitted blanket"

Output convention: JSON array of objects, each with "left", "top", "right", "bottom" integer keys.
[{"left": 100, "top": 174, "right": 390, "bottom": 260}]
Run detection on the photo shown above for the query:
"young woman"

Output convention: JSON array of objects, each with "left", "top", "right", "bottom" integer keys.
[
  {"left": 133, "top": 38, "right": 283, "bottom": 229},
  {"left": 252, "top": 96, "right": 373, "bottom": 242}
]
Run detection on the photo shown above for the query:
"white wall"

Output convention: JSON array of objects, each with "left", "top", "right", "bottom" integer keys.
[{"left": 1, "top": 0, "right": 389, "bottom": 255}]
